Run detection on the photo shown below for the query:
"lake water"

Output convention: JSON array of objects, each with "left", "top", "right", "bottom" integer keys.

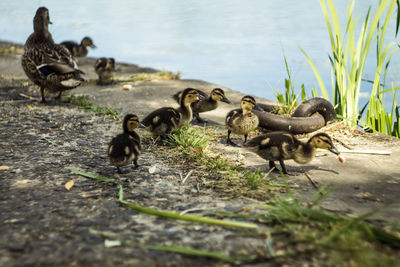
[{"left": 1, "top": 0, "right": 399, "bottom": 104}]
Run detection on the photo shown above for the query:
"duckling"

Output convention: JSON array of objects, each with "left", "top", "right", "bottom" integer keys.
[
  {"left": 60, "top": 36, "right": 96, "bottom": 58},
  {"left": 142, "top": 88, "right": 200, "bottom": 137},
  {"left": 108, "top": 114, "right": 145, "bottom": 173},
  {"left": 173, "top": 88, "right": 231, "bottom": 123},
  {"left": 21, "top": 7, "right": 85, "bottom": 103},
  {"left": 243, "top": 132, "right": 340, "bottom": 175},
  {"left": 94, "top": 57, "right": 116, "bottom": 85},
  {"left": 225, "top": 95, "right": 259, "bottom": 146}
]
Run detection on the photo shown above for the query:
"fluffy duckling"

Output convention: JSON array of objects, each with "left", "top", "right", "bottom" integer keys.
[
  {"left": 21, "top": 7, "right": 85, "bottom": 103},
  {"left": 61, "top": 36, "right": 96, "bottom": 58},
  {"left": 94, "top": 57, "right": 116, "bottom": 85},
  {"left": 243, "top": 132, "right": 340, "bottom": 174},
  {"left": 225, "top": 95, "right": 259, "bottom": 146},
  {"left": 108, "top": 114, "right": 144, "bottom": 173},
  {"left": 142, "top": 88, "right": 200, "bottom": 137},
  {"left": 173, "top": 88, "right": 231, "bottom": 123}
]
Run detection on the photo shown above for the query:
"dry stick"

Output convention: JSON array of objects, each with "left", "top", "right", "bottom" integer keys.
[
  {"left": 19, "top": 93, "right": 36, "bottom": 100},
  {"left": 305, "top": 172, "right": 322, "bottom": 196},
  {"left": 181, "top": 170, "right": 193, "bottom": 184},
  {"left": 332, "top": 137, "right": 353, "bottom": 150}
]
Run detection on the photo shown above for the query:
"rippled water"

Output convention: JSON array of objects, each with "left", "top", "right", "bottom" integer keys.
[{"left": 1, "top": 0, "right": 399, "bottom": 102}]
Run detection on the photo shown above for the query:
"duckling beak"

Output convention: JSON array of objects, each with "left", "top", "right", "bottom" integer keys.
[
  {"left": 139, "top": 122, "right": 147, "bottom": 128},
  {"left": 329, "top": 146, "right": 340, "bottom": 155},
  {"left": 222, "top": 96, "right": 231, "bottom": 104},
  {"left": 198, "top": 94, "right": 205, "bottom": 100},
  {"left": 90, "top": 44, "right": 96, "bottom": 49}
]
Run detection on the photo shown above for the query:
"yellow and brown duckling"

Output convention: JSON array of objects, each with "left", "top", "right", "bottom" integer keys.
[
  {"left": 94, "top": 57, "right": 116, "bottom": 85},
  {"left": 60, "top": 36, "right": 96, "bottom": 58},
  {"left": 21, "top": 7, "right": 85, "bottom": 103},
  {"left": 142, "top": 88, "right": 200, "bottom": 137},
  {"left": 172, "top": 88, "right": 231, "bottom": 123},
  {"left": 108, "top": 114, "right": 145, "bottom": 173},
  {"left": 243, "top": 132, "right": 340, "bottom": 175},
  {"left": 225, "top": 95, "right": 259, "bottom": 146}
]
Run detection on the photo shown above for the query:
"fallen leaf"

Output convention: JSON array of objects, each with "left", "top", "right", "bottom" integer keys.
[
  {"left": 338, "top": 154, "right": 345, "bottom": 163},
  {"left": 26, "top": 105, "right": 34, "bottom": 110},
  {"left": 148, "top": 165, "right": 157, "bottom": 174},
  {"left": 0, "top": 166, "right": 9, "bottom": 170},
  {"left": 189, "top": 146, "right": 200, "bottom": 154},
  {"left": 104, "top": 239, "right": 121, "bottom": 248},
  {"left": 65, "top": 180, "right": 75, "bottom": 191}
]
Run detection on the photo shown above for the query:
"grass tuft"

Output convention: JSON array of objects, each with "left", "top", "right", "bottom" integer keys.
[{"left": 67, "top": 94, "right": 120, "bottom": 120}]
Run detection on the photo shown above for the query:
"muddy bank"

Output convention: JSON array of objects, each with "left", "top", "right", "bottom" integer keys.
[{"left": 1, "top": 41, "right": 400, "bottom": 266}]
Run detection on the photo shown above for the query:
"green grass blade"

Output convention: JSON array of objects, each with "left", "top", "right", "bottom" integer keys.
[
  {"left": 118, "top": 198, "right": 258, "bottom": 230},
  {"left": 298, "top": 45, "right": 329, "bottom": 100},
  {"left": 70, "top": 168, "right": 119, "bottom": 185},
  {"left": 71, "top": 169, "right": 258, "bottom": 229}
]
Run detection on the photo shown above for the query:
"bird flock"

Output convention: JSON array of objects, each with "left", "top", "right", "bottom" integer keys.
[{"left": 21, "top": 7, "right": 343, "bottom": 175}]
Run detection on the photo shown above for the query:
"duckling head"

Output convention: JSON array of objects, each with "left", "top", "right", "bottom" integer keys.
[
  {"left": 180, "top": 88, "right": 200, "bottom": 107},
  {"left": 33, "top": 7, "right": 52, "bottom": 36},
  {"left": 106, "top": 58, "right": 116, "bottom": 71},
  {"left": 82, "top": 37, "right": 96, "bottom": 48},
  {"left": 211, "top": 88, "right": 231, "bottom": 103},
  {"left": 123, "top": 114, "right": 145, "bottom": 133},
  {"left": 308, "top": 133, "right": 339, "bottom": 155},
  {"left": 240, "top": 95, "right": 257, "bottom": 113}
]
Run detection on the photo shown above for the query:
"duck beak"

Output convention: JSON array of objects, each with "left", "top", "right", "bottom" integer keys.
[
  {"left": 222, "top": 96, "right": 231, "bottom": 104},
  {"left": 329, "top": 146, "right": 340, "bottom": 155},
  {"left": 90, "top": 44, "right": 96, "bottom": 48},
  {"left": 139, "top": 122, "right": 147, "bottom": 128}
]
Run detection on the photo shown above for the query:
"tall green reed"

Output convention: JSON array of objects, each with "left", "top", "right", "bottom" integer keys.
[{"left": 300, "top": 0, "right": 399, "bottom": 128}]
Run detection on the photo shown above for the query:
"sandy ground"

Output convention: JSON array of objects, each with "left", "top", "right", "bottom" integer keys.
[{"left": 1, "top": 41, "right": 399, "bottom": 266}]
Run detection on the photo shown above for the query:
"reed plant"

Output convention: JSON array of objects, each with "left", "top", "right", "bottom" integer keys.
[{"left": 301, "top": 0, "right": 399, "bottom": 130}]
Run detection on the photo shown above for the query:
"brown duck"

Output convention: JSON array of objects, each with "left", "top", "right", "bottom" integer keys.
[{"left": 21, "top": 7, "right": 85, "bottom": 103}]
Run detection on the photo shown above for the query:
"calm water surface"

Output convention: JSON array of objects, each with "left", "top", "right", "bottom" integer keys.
[{"left": 1, "top": 0, "right": 399, "bottom": 103}]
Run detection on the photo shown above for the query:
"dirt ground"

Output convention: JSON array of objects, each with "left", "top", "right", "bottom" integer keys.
[{"left": 1, "top": 41, "right": 400, "bottom": 266}]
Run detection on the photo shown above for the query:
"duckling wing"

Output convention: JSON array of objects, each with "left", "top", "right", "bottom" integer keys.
[
  {"left": 108, "top": 134, "right": 139, "bottom": 158},
  {"left": 245, "top": 132, "right": 295, "bottom": 149},
  {"left": 142, "top": 107, "right": 181, "bottom": 129},
  {"left": 226, "top": 108, "right": 242, "bottom": 122},
  {"left": 94, "top": 57, "right": 107, "bottom": 70}
]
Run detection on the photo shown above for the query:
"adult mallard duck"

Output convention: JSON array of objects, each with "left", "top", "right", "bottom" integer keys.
[
  {"left": 60, "top": 36, "right": 96, "bottom": 58},
  {"left": 243, "top": 132, "right": 340, "bottom": 174},
  {"left": 94, "top": 57, "right": 116, "bottom": 85},
  {"left": 225, "top": 95, "right": 259, "bottom": 146},
  {"left": 108, "top": 114, "right": 145, "bottom": 173},
  {"left": 173, "top": 88, "right": 231, "bottom": 123},
  {"left": 142, "top": 88, "right": 200, "bottom": 137},
  {"left": 21, "top": 7, "right": 85, "bottom": 103}
]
